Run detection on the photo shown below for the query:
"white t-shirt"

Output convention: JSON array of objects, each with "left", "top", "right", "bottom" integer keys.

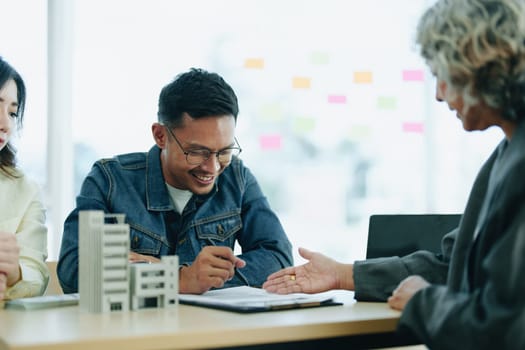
[{"left": 165, "top": 183, "right": 193, "bottom": 214}]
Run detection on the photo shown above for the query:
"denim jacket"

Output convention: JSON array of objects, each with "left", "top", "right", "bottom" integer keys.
[{"left": 57, "top": 145, "right": 293, "bottom": 293}]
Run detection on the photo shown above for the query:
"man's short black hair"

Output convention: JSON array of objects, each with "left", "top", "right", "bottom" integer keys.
[{"left": 157, "top": 68, "right": 239, "bottom": 128}]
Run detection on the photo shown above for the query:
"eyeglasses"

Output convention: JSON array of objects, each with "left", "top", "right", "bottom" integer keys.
[{"left": 164, "top": 125, "right": 242, "bottom": 165}]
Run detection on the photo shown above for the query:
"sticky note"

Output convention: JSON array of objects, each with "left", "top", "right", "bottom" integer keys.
[
  {"left": 377, "top": 96, "right": 397, "bottom": 110},
  {"left": 293, "top": 117, "right": 316, "bottom": 133},
  {"left": 260, "top": 104, "right": 283, "bottom": 122},
  {"left": 328, "top": 95, "right": 347, "bottom": 104},
  {"left": 260, "top": 134, "right": 282, "bottom": 150},
  {"left": 292, "top": 77, "right": 311, "bottom": 89},
  {"left": 402, "top": 69, "right": 424, "bottom": 81},
  {"left": 244, "top": 58, "right": 265, "bottom": 69},
  {"left": 310, "top": 51, "right": 330, "bottom": 65},
  {"left": 347, "top": 125, "right": 371, "bottom": 140},
  {"left": 402, "top": 122, "right": 424, "bottom": 133},
  {"left": 353, "top": 71, "right": 373, "bottom": 84}
]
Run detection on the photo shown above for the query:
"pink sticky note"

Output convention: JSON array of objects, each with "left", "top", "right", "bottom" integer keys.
[
  {"left": 260, "top": 135, "right": 282, "bottom": 150},
  {"left": 402, "top": 69, "right": 424, "bottom": 82},
  {"left": 328, "top": 95, "right": 347, "bottom": 104},
  {"left": 402, "top": 122, "right": 424, "bottom": 133}
]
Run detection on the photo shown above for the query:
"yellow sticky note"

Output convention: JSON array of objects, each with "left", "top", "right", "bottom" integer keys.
[
  {"left": 244, "top": 58, "right": 265, "bottom": 69},
  {"left": 292, "top": 77, "right": 311, "bottom": 89},
  {"left": 353, "top": 71, "right": 373, "bottom": 84}
]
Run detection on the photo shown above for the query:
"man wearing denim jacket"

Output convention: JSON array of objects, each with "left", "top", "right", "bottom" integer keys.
[{"left": 57, "top": 68, "right": 293, "bottom": 294}]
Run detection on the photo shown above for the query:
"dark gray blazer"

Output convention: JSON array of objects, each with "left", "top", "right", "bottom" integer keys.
[{"left": 354, "top": 122, "right": 525, "bottom": 349}]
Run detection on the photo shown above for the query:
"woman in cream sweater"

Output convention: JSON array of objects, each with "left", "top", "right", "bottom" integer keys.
[{"left": 0, "top": 56, "right": 48, "bottom": 299}]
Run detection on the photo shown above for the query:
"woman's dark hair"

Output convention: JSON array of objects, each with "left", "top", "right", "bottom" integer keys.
[{"left": 0, "top": 56, "right": 26, "bottom": 177}]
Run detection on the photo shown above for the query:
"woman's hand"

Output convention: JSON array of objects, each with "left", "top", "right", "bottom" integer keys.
[{"left": 0, "top": 232, "right": 21, "bottom": 298}]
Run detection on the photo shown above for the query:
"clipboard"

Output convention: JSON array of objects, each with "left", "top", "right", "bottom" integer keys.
[{"left": 178, "top": 286, "right": 342, "bottom": 313}]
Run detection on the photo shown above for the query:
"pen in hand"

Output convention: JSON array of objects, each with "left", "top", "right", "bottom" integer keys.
[{"left": 205, "top": 239, "right": 246, "bottom": 280}]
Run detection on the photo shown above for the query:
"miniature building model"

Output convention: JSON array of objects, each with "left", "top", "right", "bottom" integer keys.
[
  {"left": 78, "top": 210, "right": 179, "bottom": 313},
  {"left": 130, "top": 256, "right": 179, "bottom": 310},
  {"left": 79, "top": 210, "right": 130, "bottom": 312}
]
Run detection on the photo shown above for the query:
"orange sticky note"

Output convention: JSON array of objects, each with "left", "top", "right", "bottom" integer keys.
[
  {"left": 353, "top": 71, "right": 373, "bottom": 84},
  {"left": 244, "top": 58, "right": 265, "bottom": 69},
  {"left": 292, "top": 77, "right": 311, "bottom": 89}
]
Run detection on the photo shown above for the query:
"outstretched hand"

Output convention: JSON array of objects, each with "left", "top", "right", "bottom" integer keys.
[{"left": 263, "top": 247, "right": 354, "bottom": 294}]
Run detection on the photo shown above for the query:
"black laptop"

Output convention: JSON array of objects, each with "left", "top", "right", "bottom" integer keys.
[{"left": 366, "top": 214, "right": 461, "bottom": 259}]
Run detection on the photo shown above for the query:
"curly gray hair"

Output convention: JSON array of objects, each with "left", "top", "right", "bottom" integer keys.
[{"left": 417, "top": 0, "right": 525, "bottom": 122}]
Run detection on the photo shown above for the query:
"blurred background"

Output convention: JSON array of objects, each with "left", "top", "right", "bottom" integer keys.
[{"left": 1, "top": 0, "right": 502, "bottom": 263}]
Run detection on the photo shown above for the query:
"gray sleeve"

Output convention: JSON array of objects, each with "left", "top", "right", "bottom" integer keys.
[
  {"left": 398, "top": 219, "right": 525, "bottom": 349},
  {"left": 353, "top": 228, "right": 457, "bottom": 301}
]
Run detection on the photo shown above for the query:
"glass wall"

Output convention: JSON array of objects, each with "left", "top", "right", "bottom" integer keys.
[{"left": 2, "top": 0, "right": 502, "bottom": 262}]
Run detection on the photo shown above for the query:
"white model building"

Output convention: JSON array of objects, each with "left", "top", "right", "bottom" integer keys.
[
  {"left": 78, "top": 210, "right": 179, "bottom": 313},
  {"left": 79, "top": 210, "right": 130, "bottom": 313},
  {"left": 130, "top": 256, "right": 179, "bottom": 310}
]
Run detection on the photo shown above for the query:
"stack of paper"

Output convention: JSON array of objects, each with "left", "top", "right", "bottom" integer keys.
[{"left": 179, "top": 286, "right": 341, "bottom": 313}]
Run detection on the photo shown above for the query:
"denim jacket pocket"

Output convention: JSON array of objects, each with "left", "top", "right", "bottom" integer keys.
[
  {"left": 129, "top": 225, "right": 163, "bottom": 256},
  {"left": 195, "top": 212, "right": 242, "bottom": 244}
]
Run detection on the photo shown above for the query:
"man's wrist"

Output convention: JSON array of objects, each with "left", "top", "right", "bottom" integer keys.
[{"left": 178, "top": 264, "right": 189, "bottom": 293}]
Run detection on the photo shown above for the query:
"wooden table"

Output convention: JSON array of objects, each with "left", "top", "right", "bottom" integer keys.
[{"left": 0, "top": 291, "right": 404, "bottom": 350}]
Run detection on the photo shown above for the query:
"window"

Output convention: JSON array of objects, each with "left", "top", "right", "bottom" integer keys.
[{"left": 5, "top": 1, "right": 502, "bottom": 262}]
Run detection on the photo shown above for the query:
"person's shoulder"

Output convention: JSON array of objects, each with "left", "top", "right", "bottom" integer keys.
[
  {"left": 96, "top": 151, "right": 148, "bottom": 168},
  {"left": 507, "top": 124, "right": 525, "bottom": 166},
  {"left": 230, "top": 155, "right": 244, "bottom": 167},
  {"left": 220, "top": 156, "right": 259, "bottom": 188},
  {"left": 0, "top": 168, "right": 41, "bottom": 196},
  {"left": 222, "top": 156, "right": 249, "bottom": 175}
]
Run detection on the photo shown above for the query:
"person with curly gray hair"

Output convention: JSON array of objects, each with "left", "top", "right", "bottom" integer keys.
[
  {"left": 387, "top": 0, "right": 525, "bottom": 347},
  {"left": 265, "top": 0, "right": 525, "bottom": 347}
]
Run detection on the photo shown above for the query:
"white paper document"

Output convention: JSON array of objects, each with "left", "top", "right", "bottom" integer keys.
[{"left": 179, "top": 286, "right": 341, "bottom": 313}]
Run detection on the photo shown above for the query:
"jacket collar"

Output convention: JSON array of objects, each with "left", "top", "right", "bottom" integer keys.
[{"left": 146, "top": 145, "right": 173, "bottom": 211}]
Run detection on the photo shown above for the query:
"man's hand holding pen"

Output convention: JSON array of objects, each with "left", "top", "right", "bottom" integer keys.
[{"left": 179, "top": 246, "right": 246, "bottom": 294}]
